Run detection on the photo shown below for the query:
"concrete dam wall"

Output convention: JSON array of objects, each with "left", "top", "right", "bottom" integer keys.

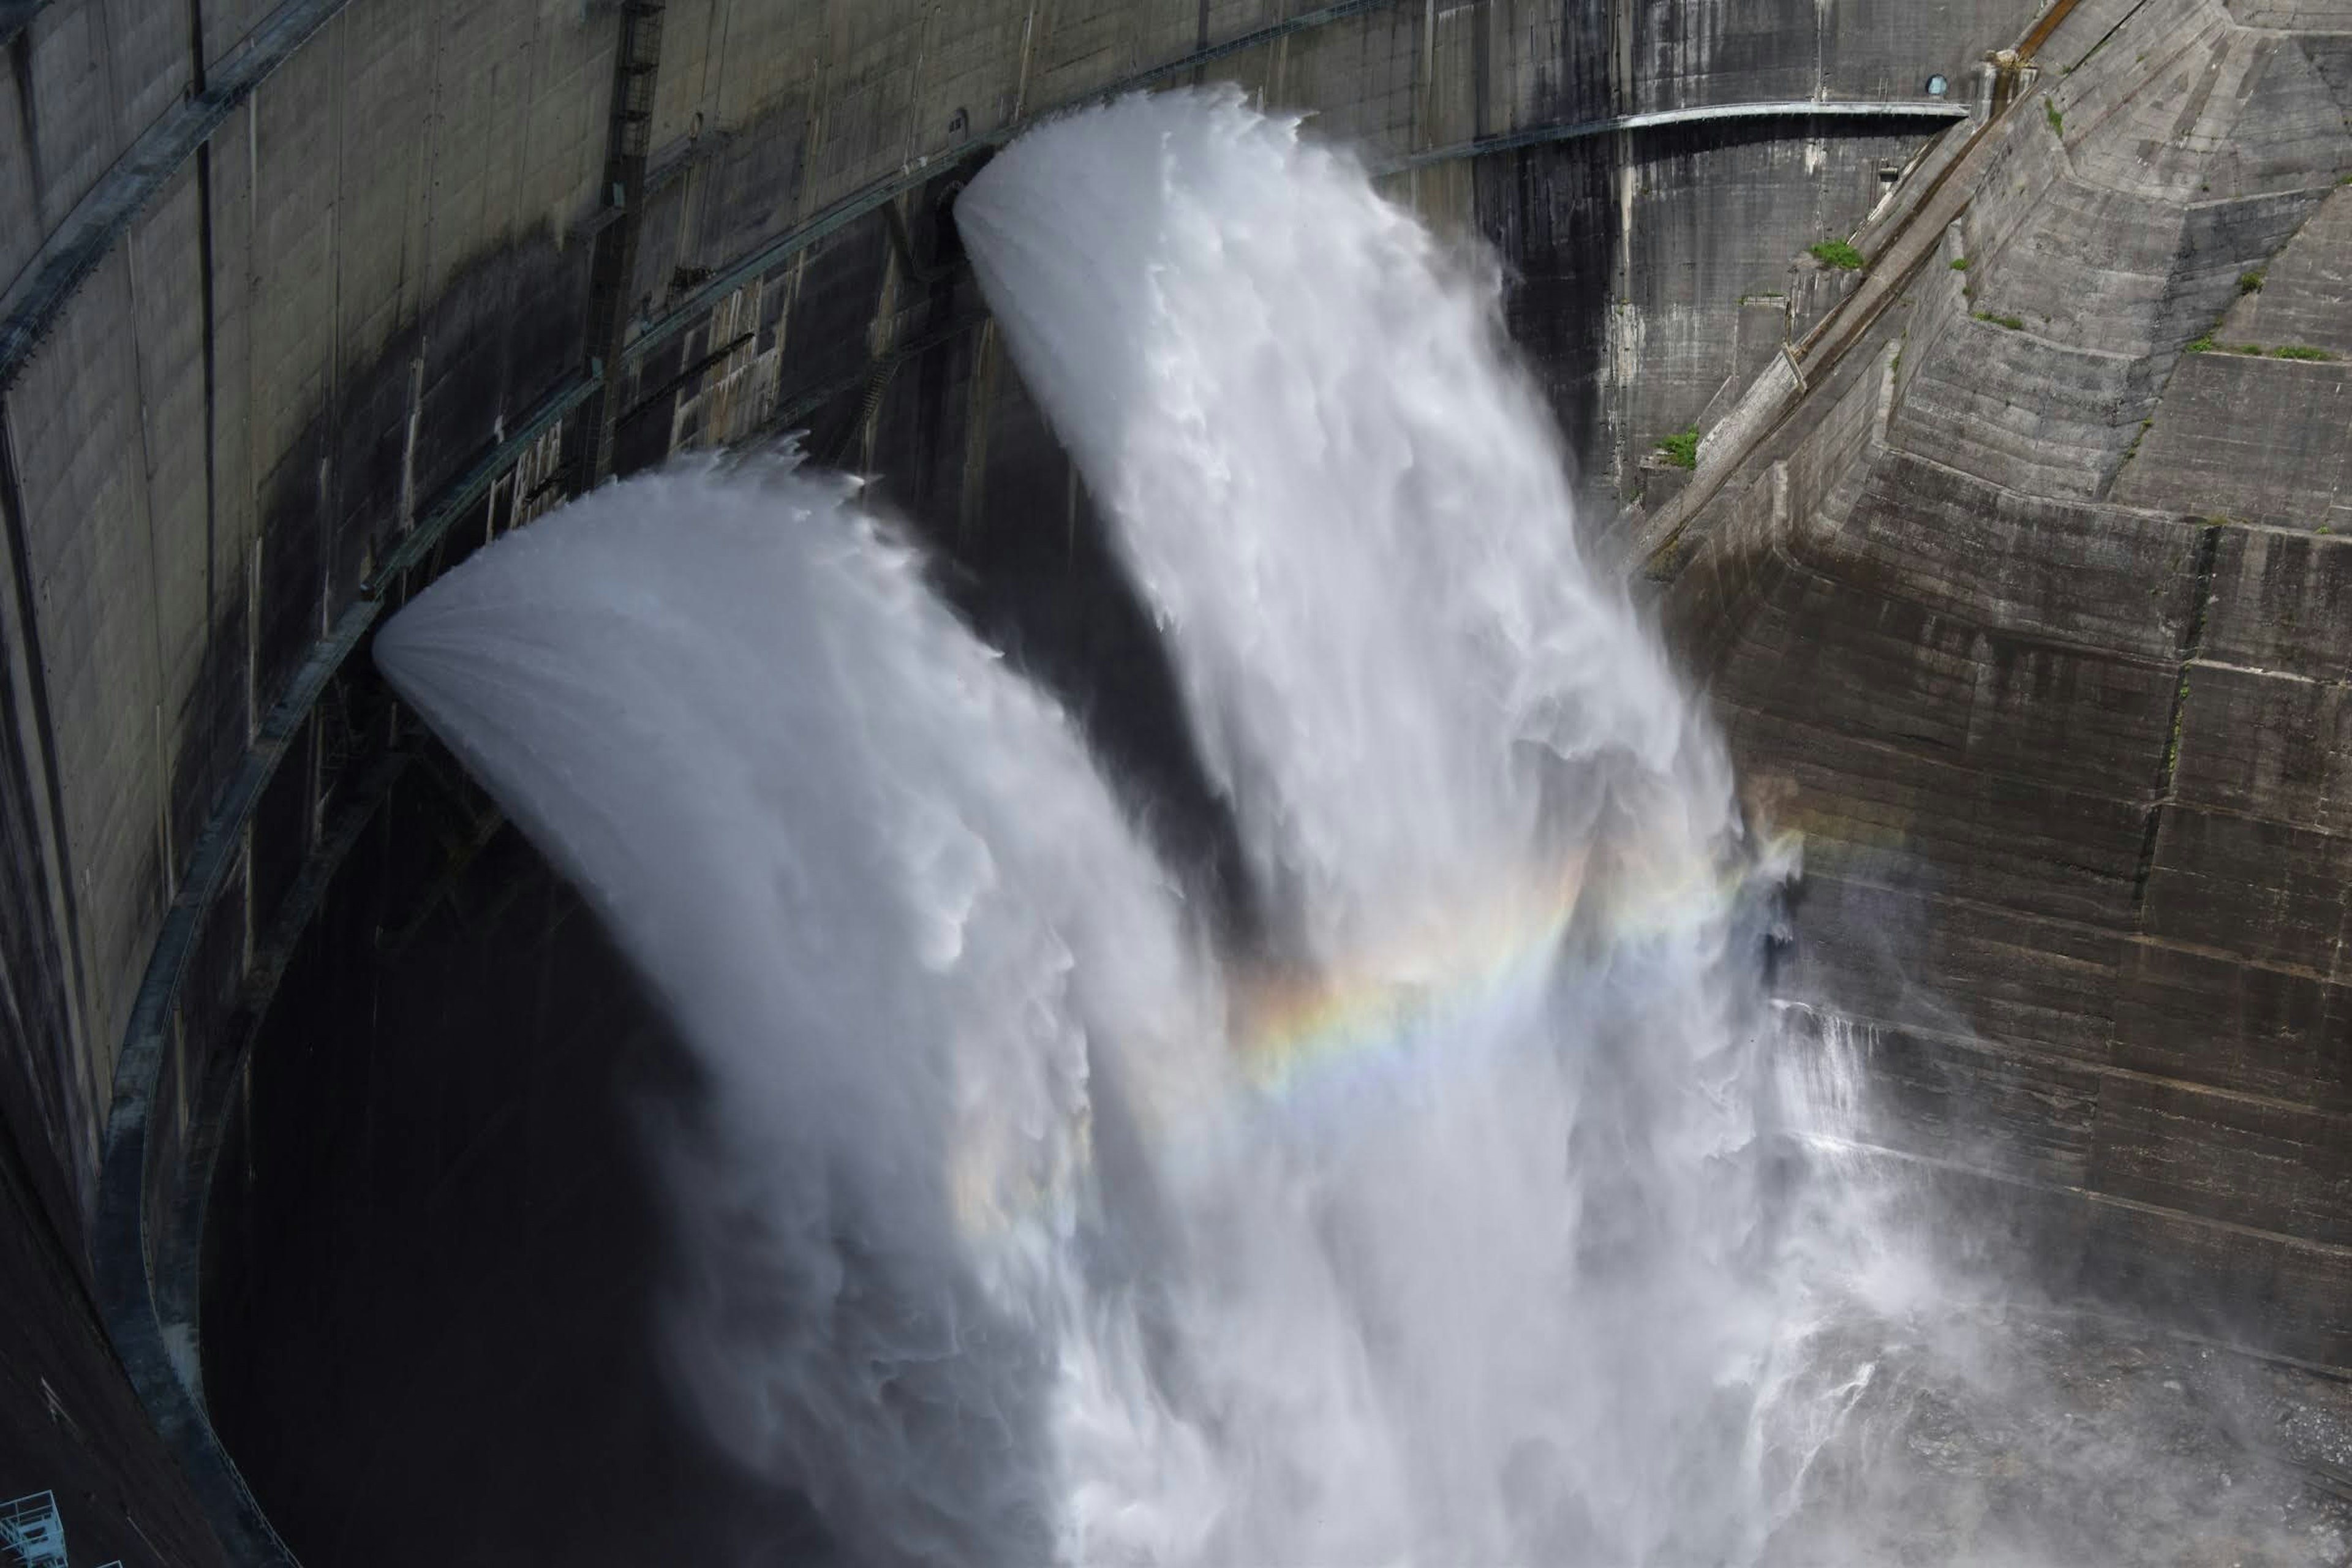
[
  {"left": 6, "top": 0, "right": 2348, "bottom": 1559},
  {"left": 1646, "top": 0, "right": 2352, "bottom": 1365}
]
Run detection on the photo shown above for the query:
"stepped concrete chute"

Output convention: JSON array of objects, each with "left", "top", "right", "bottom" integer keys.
[{"left": 15, "top": 0, "right": 2352, "bottom": 1559}]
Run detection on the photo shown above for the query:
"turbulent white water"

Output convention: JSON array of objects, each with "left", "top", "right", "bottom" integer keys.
[{"left": 378, "top": 88, "right": 1899, "bottom": 1567}]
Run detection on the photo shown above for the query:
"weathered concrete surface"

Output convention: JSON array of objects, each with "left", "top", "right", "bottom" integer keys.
[
  {"left": 2225, "top": 184, "right": 2352, "bottom": 357},
  {"left": 1, "top": 0, "right": 2044, "bottom": 1234},
  {"left": 34, "top": 0, "right": 2352, "bottom": 1556},
  {"left": 1654, "top": 0, "right": 2352, "bottom": 1364},
  {"left": 2117, "top": 356, "right": 2352, "bottom": 529},
  {"left": 1765, "top": 1306, "right": 2352, "bottom": 1566}
]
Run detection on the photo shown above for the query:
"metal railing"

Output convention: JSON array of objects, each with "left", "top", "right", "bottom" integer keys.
[
  {"left": 1388, "top": 97, "right": 1973, "bottom": 175},
  {"left": 0, "top": 1493, "right": 66, "bottom": 1568}
]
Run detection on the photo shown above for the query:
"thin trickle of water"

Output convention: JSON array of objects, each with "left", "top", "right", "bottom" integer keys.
[{"left": 380, "top": 89, "right": 1902, "bottom": 1567}]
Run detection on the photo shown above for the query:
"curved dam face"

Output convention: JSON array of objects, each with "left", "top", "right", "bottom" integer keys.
[{"left": 3, "top": 0, "right": 2351, "bottom": 1561}]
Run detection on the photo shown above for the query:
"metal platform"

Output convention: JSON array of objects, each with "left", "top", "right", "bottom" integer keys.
[
  {"left": 0, "top": 1491, "right": 121, "bottom": 1568},
  {"left": 0, "top": 1493, "right": 66, "bottom": 1568}
]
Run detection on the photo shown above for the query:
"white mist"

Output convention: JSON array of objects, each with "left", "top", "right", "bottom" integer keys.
[{"left": 379, "top": 89, "right": 1888, "bottom": 1567}]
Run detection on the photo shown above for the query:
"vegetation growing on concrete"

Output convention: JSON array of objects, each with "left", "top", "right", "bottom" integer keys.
[
  {"left": 1948, "top": 257, "right": 1971, "bottom": 271},
  {"left": 1808, "top": 239, "right": 1864, "bottom": 271},
  {"left": 2185, "top": 333, "right": 2337, "bottom": 360},
  {"left": 1657, "top": 428, "right": 1700, "bottom": 470},
  {"left": 2043, "top": 97, "right": 2064, "bottom": 137},
  {"left": 2165, "top": 673, "right": 2190, "bottom": 772},
  {"left": 1974, "top": 311, "right": 2026, "bottom": 331},
  {"left": 2238, "top": 270, "right": 2265, "bottom": 294}
]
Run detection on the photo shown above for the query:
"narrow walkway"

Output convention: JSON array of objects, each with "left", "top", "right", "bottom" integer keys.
[
  {"left": 1391, "top": 98, "right": 1970, "bottom": 173},
  {"left": 1624, "top": 86, "right": 2031, "bottom": 567}
]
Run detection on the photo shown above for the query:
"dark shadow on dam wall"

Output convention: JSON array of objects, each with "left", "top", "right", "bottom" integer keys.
[
  {"left": 188, "top": 77, "right": 2030, "bottom": 1568},
  {"left": 194, "top": 184, "right": 1286, "bottom": 1565},
  {"left": 0, "top": 0, "right": 2087, "bottom": 1553},
  {"left": 201, "top": 754, "right": 835, "bottom": 1566}
]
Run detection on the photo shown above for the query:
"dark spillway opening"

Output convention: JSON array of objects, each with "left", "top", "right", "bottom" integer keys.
[
  {"left": 198, "top": 183, "right": 1264, "bottom": 1556},
  {"left": 200, "top": 753, "right": 828, "bottom": 1564},
  {"left": 199, "top": 538, "right": 1238, "bottom": 1566},
  {"left": 198, "top": 546, "right": 1244, "bottom": 1567}
]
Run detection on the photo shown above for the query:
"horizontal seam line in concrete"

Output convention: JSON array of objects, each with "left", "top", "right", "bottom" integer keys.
[
  {"left": 1746, "top": 689, "right": 2352, "bottom": 845},
  {"left": 2178, "top": 180, "right": 2351, "bottom": 209},
  {"left": 1874, "top": 429, "right": 2199, "bottom": 529},
  {"left": 1791, "top": 999, "right": 2352, "bottom": 1130},
  {"left": 0, "top": 0, "right": 353, "bottom": 394},
  {"left": 1385, "top": 99, "right": 1970, "bottom": 173},
  {"left": 2188, "top": 655, "right": 2350, "bottom": 685},
  {"left": 1951, "top": 316, "right": 2143, "bottom": 358},
  {"left": 2174, "top": 342, "right": 2351, "bottom": 364},
  {"left": 1798, "top": 865, "right": 2345, "bottom": 987},
  {"left": 1754, "top": 540, "right": 2192, "bottom": 664},
  {"left": 1730, "top": 698, "right": 2160, "bottom": 822},
  {"left": 1785, "top": 1125, "right": 2352, "bottom": 1264},
  {"left": 2002, "top": 1300, "right": 2352, "bottom": 1384}
]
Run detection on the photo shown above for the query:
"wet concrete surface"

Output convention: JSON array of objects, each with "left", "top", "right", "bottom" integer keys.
[{"left": 1772, "top": 1306, "right": 2352, "bottom": 1566}]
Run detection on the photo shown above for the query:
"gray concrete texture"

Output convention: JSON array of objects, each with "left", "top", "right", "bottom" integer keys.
[
  {"left": 0, "top": 0, "right": 2044, "bottom": 1238},
  {"left": 1653, "top": 0, "right": 2352, "bottom": 1360},
  {"left": 30, "top": 0, "right": 2352, "bottom": 1552}
]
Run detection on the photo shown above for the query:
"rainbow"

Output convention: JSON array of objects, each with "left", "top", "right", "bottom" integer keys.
[
  {"left": 947, "top": 831, "right": 1800, "bottom": 1252},
  {"left": 1229, "top": 831, "right": 1794, "bottom": 1104}
]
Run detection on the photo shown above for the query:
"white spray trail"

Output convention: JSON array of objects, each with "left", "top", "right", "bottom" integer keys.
[
  {"left": 377, "top": 89, "right": 1879, "bottom": 1568},
  {"left": 959, "top": 88, "right": 1716, "bottom": 969},
  {"left": 959, "top": 88, "right": 1822, "bottom": 1562},
  {"left": 376, "top": 458, "right": 1226, "bottom": 1565}
]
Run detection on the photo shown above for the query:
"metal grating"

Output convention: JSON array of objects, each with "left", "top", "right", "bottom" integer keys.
[{"left": 0, "top": 1493, "right": 67, "bottom": 1568}]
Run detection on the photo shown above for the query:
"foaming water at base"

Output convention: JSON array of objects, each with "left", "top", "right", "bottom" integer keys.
[{"left": 363, "top": 89, "right": 2337, "bottom": 1568}]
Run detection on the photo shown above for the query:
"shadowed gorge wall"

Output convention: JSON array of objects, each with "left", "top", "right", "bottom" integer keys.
[{"left": 49, "top": 0, "right": 2352, "bottom": 1559}]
